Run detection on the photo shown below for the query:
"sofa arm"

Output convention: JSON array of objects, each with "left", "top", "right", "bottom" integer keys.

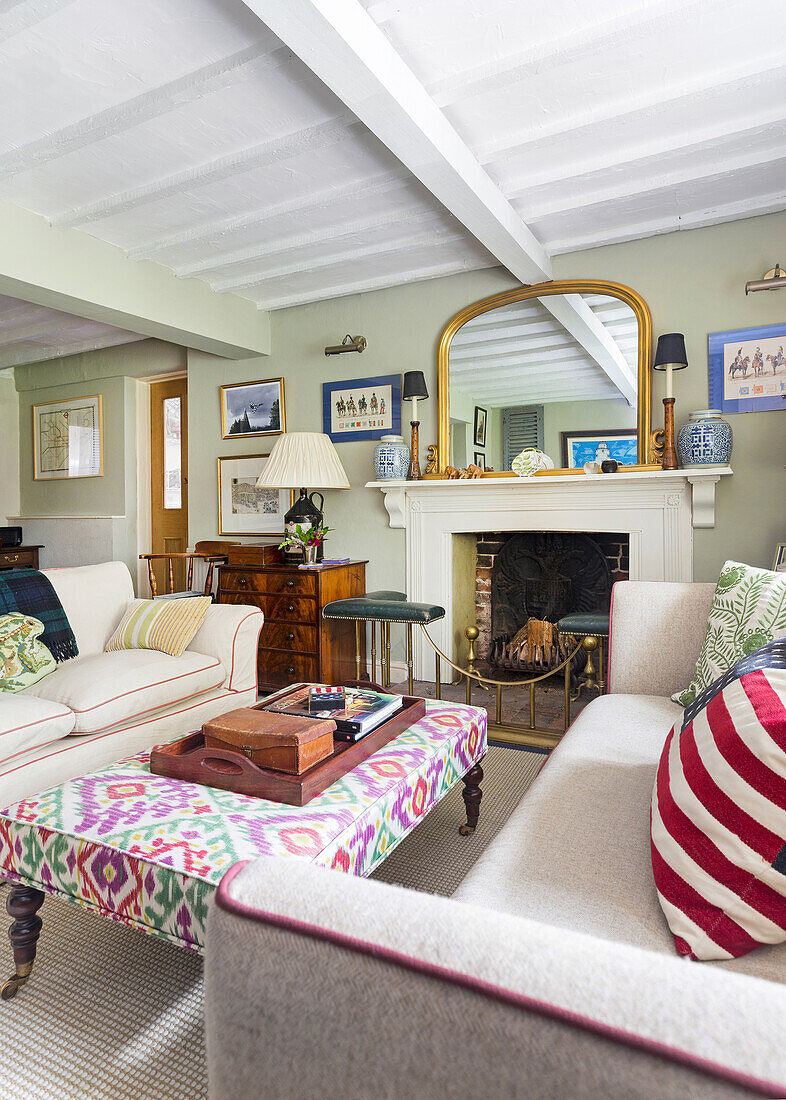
[
  {"left": 609, "top": 580, "right": 716, "bottom": 697},
  {"left": 187, "top": 603, "right": 263, "bottom": 693},
  {"left": 205, "top": 858, "right": 784, "bottom": 1100}
]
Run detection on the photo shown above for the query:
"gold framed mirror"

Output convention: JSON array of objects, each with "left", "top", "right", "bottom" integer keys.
[{"left": 436, "top": 280, "right": 653, "bottom": 476}]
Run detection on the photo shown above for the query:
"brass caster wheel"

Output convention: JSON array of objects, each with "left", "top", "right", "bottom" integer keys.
[
  {"left": 458, "top": 824, "right": 476, "bottom": 837},
  {"left": 1, "top": 974, "right": 27, "bottom": 1001}
]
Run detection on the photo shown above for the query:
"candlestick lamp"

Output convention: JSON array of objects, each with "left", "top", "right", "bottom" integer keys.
[
  {"left": 402, "top": 370, "right": 429, "bottom": 480},
  {"left": 653, "top": 333, "right": 687, "bottom": 470}
]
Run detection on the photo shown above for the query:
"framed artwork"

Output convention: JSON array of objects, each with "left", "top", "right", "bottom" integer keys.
[
  {"left": 322, "top": 374, "right": 401, "bottom": 442},
  {"left": 474, "top": 451, "right": 486, "bottom": 468},
  {"left": 560, "top": 429, "right": 637, "bottom": 469},
  {"left": 217, "top": 454, "right": 292, "bottom": 537},
  {"left": 220, "top": 378, "right": 285, "bottom": 439},
  {"left": 773, "top": 543, "right": 786, "bottom": 573},
  {"left": 33, "top": 394, "right": 103, "bottom": 480},
  {"left": 708, "top": 322, "right": 786, "bottom": 413},
  {"left": 473, "top": 406, "right": 487, "bottom": 447}
]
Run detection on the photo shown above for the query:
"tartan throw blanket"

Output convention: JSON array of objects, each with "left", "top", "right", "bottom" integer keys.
[{"left": 0, "top": 568, "right": 78, "bottom": 662}]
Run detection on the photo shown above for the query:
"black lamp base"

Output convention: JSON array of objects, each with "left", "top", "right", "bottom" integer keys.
[{"left": 283, "top": 488, "right": 324, "bottom": 562}]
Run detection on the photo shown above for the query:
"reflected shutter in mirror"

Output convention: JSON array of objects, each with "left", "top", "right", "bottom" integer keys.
[{"left": 503, "top": 405, "right": 544, "bottom": 469}]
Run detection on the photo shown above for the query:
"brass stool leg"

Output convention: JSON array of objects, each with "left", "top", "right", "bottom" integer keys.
[
  {"left": 406, "top": 624, "right": 414, "bottom": 695},
  {"left": 385, "top": 623, "right": 391, "bottom": 687},
  {"left": 597, "top": 638, "right": 606, "bottom": 694},
  {"left": 355, "top": 620, "right": 362, "bottom": 680},
  {"left": 435, "top": 653, "right": 441, "bottom": 699},
  {"left": 371, "top": 621, "right": 377, "bottom": 685}
]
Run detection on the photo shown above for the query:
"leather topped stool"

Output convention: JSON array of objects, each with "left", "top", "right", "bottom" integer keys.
[
  {"left": 556, "top": 612, "right": 610, "bottom": 699},
  {"left": 322, "top": 591, "right": 445, "bottom": 694}
]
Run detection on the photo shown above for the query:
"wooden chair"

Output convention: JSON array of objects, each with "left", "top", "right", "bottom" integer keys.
[{"left": 140, "top": 540, "right": 239, "bottom": 598}]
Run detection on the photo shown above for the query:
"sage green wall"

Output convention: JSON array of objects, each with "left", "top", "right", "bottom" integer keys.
[
  {"left": 551, "top": 213, "right": 786, "bottom": 580},
  {"left": 15, "top": 338, "right": 185, "bottom": 577},
  {"left": 189, "top": 210, "right": 786, "bottom": 592},
  {"left": 0, "top": 371, "right": 20, "bottom": 524}
]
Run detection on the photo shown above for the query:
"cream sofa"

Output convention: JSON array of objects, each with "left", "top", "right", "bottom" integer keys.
[
  {"left": 0, "top": 561, "right": 263, "bottom": 806},
  {"left": 205, "top": 581, "right": 786, "bottom": 1098}
]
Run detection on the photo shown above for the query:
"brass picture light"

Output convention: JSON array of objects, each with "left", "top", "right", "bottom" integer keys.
[
  {"left": 324, "top": 334, "right": 367, "bottom": 355},
  {"left": 745, "top": 264, "right": 786, "bottom": 294}
]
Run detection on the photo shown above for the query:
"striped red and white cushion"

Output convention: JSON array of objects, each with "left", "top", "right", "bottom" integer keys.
[{"left": 651, "top": 638, "right": 786, "bottom": 961}]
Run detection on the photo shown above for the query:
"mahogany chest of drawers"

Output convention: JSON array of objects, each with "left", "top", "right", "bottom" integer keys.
[
  {"left": 0, "top": 545, "right": 43, "bottom": 571},
  {"left": 217, "top": 559, "right": 367, "bottom": 692}
]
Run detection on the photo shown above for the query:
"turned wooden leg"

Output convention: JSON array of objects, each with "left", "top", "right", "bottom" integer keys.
[
  {"left": 459, "top": 761, "right": 484, "bottom": 836},
  {"left": 2, "top": 884, "right": 45, "bottom": 1001}
]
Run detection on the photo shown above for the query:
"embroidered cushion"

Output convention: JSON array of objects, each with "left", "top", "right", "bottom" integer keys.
[
  {"left": 674, "top": 561, "right": 786, "bottom": 706},
  {"left": 0, "top": 613, "right": 57, "bottom": 693},
  {"left": 651, "top": 638, "right": 786, "bottom": 960},
  {"left": 105, "top": 597, "right": 211, "bottom": 657}
]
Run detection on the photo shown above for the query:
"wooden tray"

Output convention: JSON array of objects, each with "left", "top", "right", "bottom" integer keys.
[{"left": 149, "top": 695, "right": 426, "bottom": 806}]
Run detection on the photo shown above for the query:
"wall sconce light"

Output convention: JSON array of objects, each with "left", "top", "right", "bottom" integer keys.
[
  {"left": 324, "top": 334, "right": 367, "bottom": 355},
  {"left": 745, "top": 264, "right": 786, "bottom": 294}
]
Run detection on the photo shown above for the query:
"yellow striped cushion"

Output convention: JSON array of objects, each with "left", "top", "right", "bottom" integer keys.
[{"left": 105, "top": 598, "right": 211, "bottom": 657}]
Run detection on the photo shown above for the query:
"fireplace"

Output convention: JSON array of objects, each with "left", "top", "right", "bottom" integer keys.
[{"left": 475, "top": 532, "right": 629, "bottom": 662}]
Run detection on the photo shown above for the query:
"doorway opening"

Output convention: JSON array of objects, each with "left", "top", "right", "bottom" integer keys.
[{"left": 149, "top": 376, "right": 188, "bottom": 595}]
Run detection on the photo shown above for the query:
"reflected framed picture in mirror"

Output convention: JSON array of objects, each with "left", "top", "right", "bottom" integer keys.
[
  {"left": 473, "top": 406, "right": 487, "bottom": 447},
  {"left": 474, "top": 451, "right": 486, "bottom": 468},
  {"left": 561, "top": 429, "right": 638, "bottom": 469}
]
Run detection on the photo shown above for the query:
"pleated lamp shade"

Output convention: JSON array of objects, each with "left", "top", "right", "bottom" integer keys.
[{"left": 256, "top": 432, "right": 350, "bottom": 490}]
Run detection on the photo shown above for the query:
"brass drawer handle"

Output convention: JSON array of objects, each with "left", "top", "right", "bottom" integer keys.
[{"left": 5, "top": 554, "right": 19, "bottom": 563}]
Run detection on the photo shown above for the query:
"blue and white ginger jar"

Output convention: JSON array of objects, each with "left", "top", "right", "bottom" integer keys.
[
  {"left": 374, "top": 434, "right": 410, "bottom": 480},
  {"left": 677, "top": 410, "right": 733, "bottom": 469}
]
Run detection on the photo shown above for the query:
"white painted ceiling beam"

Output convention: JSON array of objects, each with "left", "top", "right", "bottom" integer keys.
[
  {"left": 217, "top": 225, "right": 466, "bottom": 293},
  {"left": 135, "top": 171, "right": 412, "bottom": 263},
  {"left": 0, "top": 331, "right": 145, "bottom": 371},
  {"left": 255, "top": 257, "right": 498, "bottom": 311},
  {"left": 174, "top": 205, "right": 444, "bottom": 278},
  {"left": 236, "top": 0, "right": 552, "bottom": 285},
  {"left": 0, "top": 0, "right": 77, "bottom": 44},
  {"left": 545, "top": 294, "right": 637, "bottom": 406},
  {"left": 52, "top": 115, "right": 356, "bottom": 227},
  {"left": 0, "top": 200, "right": 270, "bottom": 358}
]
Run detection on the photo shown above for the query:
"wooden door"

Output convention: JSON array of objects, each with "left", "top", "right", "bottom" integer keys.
[{"left": 150, "top": 377, "right": 188, "bottom": 594}]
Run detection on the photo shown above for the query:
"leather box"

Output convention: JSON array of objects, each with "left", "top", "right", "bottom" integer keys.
[{"left": 202, "top": 708, "right": 335, "bottom": 775}]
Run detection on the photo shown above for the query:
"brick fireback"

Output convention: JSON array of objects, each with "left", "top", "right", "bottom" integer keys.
[{"left": 473, "top": 532, "right": 629, "bottom": 657}]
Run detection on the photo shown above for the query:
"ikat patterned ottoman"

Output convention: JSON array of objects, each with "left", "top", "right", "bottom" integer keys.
[{"left": 0, "top": 701, "right": 486, "bottom": 957}]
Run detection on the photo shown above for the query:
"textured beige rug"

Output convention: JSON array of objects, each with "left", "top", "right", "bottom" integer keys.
[{"left": 0, "top": 744, "right": 544, "bottom": 1099}]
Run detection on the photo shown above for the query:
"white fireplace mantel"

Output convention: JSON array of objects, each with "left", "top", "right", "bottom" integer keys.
[
  {"left": 365, "top": 467, "right": 732, "bottom": 677},
  {"left": 366, "top": 468, "right": 731, "bottom": 532}
]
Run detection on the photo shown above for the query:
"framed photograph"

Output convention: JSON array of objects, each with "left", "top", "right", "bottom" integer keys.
[
  {"left": 473, "top": 406, "right": 487, "bottom": 447},
  {"left": 33, "top": 394, "right": 103, "bottom": 480},
  {"left": 220, "top": 378, "right": 285, "bottom": 439},
  {"left": 773, "top": 543, "right": 786, "bottom": 573},
  {"left": 560, "top": 429, "right": 638, "bottom": 469},
  {"left": 217, "top": 454, "right": 292, "bottom": 537},
  {"left": 474, "top": 451, "right": 486, "bottom": 468},
  {"left": 709, "top": 322, "right": 786, "bottom": 413},
  {"left": 322, "top": 374, "right": 401, "bottom": 442}
]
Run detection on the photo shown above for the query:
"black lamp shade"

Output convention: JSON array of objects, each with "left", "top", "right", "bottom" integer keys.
[
  {"left": 402, "top": 370, "right": 429, "bottom": 400},
  {"left": 653, "top": 333, "right": 688, "bottom": 370}
]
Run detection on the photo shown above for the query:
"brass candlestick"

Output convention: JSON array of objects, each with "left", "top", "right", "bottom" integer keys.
[
  {"left": 661, "top": 397, "right": 678, "bottom": 470},
  {"left": 408, "top": 420, "right": 421, "bottom": 480}
]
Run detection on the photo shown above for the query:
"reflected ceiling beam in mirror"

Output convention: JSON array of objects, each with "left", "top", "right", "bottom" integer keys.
[
  {"left": 237, "top": 0, "right": 553, "bottom": 286},
  {"left": 542, "top": 294, "right": 637, "bottom": 406}
]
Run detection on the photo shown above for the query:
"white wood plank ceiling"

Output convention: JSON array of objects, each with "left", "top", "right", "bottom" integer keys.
[
  {"left": 450, "top": 293, "right": 638, "bottom": 406},
  {"left": 0, "top": 0, "right": 783, "bottom": 365}
]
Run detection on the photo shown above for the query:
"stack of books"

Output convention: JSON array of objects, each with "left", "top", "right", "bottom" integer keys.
[{"left": 261, "top": 684, "right": 403, "bottom": 741}]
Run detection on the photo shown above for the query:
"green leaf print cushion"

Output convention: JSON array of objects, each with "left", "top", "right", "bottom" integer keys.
[
  {"left": 673, "top": 560, "right": 786, "bottom": 706},
  {"left": 0, "top": 612, "right": 57, "bottom": 693}
]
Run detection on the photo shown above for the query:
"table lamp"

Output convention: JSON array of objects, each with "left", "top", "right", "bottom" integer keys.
[
  {"left": 257, "top": 432, "right": 350, "bottom": 562},
  {"left": 653, "top": 333, "right": 687, "bottom": 470},
  {"left": 402, "top": 370, "right": 429, "bottom": 480}
]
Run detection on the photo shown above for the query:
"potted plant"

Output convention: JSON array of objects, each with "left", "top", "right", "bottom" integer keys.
[{"left": 278, "top": 522, "right": 331, "bottom": 564}]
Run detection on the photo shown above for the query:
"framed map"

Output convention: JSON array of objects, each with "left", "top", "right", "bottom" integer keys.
[
  {"left": 217, "top": 454, "right": 292, "bottom": 536},
  {"left": 33, "top": 395, "right": 103, "bottom": 480}
]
